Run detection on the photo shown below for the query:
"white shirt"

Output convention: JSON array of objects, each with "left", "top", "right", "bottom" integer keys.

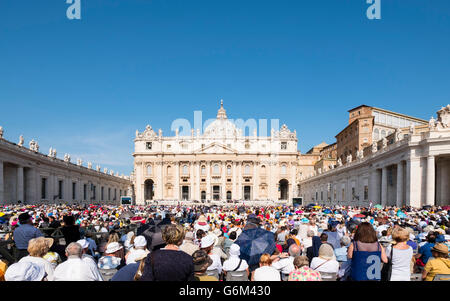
[
  {"left": 126, "top": 248, "right": 149, "bottom": 265},
  {"left": 54, "top": 257, "right": 100, "bottom": 281},
  {"left": 253, "top": 266, "right": 281, "bottom": 281},
  {"left": 207, "top": 254, "right": 222, "bottom": 274},
  {"left": 81, "top": 254, "right": 104, "bottom": 281},
  {"left": 310, "top": 257, "right": 339, "bottom": 274},
  {"left": 386, "top": 246, "right": 413, "bottom": 281},
  {"left": 222, "top": 256, "right": 249, "bottom": 272},
  {"left": 271, "top": 256, "right": 295, "bottom": 275},
  {"left": 19, "top": 256, "right": 55, "bottom": 281}
]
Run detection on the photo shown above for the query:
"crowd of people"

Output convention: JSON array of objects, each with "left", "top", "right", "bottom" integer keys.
[{"left": 0, "top": 202, "right": 449, "bottom": 281}]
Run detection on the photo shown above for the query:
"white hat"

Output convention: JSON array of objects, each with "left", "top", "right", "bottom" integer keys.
[
  {"left": 77, "top": 239, "right": 89, "bottom": 249},
  {"left": 134, "top": 236, "right": 147, "bottom": 248},
  {"left": 105, "top": 242, "right": 123, "bottom": 254},
  {"left": 200, "top": 235, "right": 215, "bottom": 248},
  {"left": 5, "top": 261, "right": 46, "bottom": 281},
  {"left": 229, "top": 243, "right": 240, "bottom": 256}
]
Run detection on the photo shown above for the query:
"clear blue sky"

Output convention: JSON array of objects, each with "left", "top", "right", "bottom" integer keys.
[{"left": 1, "top": 0, "right": 450, "bottom": 175}]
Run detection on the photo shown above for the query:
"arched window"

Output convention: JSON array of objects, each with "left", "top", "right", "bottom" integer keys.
[
  {"left": 227, "top": 165, "right": 231, "bottom": 175},
  {"left": 201, "top": 165, "right": 206, "bottom": 175},
  {"left": 244, "top": 165, "right": 250, "bottom": 175},
  {"left": 374, "top": 128, "right": 379, "bottom": 141},
  {"left": 213, "top": 164, "right": 220, "bottom": 175},
  {"left": 146, "top": 165, "right": 152, "bottom": 175},
  {"left": 281, "top": 164, "right": 287, "bottom": 174},
  {"left": 183, "top": 165, "right": 189, "bottom": 175},
  {"left": 167, "top": 166, "right": 172, "bottom": 174},
  {"left": 381, "top": 130, "right": 386, "bottom": 138}
]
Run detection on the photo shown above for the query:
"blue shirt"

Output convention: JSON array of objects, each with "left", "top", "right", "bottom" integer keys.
[
  {"left": 13, "top": 224, "right": 44, "bottom": 249},
  {"left": 335, "top": 246, "right": 348, "bottom": 262},
  {"left": 111, "top": 262, "right": 140, "bottom": 281},
  {"left": 419, "top": 242, "right": 435, "bottom": 264}
]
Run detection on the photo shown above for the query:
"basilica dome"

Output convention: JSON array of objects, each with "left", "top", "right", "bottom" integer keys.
[{"left": 203, "top": 100, "right": 238, "bottom": 138}]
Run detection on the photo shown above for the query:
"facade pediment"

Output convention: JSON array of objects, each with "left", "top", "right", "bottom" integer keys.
[{"left": 194, "top": 142, "right": 236, "bottom": 154}]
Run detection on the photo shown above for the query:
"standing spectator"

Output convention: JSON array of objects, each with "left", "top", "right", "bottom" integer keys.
[
  {"left": 347, "top": 222, "right": 388, "bottom": 281},
  {"left": 288, "top": 256, "right": 321, "bottom": 281},
  {"left": 54, "top": 242, "right": 101, "bottom": 281},
  {"left": 251, "top": 254, "right": 281, "bottom": 281},
  {"left": 13, "top": 213, "right": 43, "bottom": 261},
  {"left": 306, "top": 236, "right": 322, "bottom": 264},
  {"left": 140, "top": 224, "right": 195, "bottom": 281},
  {"left": 385, "top": 227, "right": 414, "bottom": 281},
  {"left": 19, "top": 237, "right": 55, "bottom": 281},
  {"left": 61, "top": 215, "right": 81, "bottom": 246},
  {"left": 422, "top": 243, "right": 450, "bottom": 281}
]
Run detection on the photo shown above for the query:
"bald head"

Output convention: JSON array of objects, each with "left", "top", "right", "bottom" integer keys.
[{"left": 288, "top": 244, "right": 301, "bottom": 257}]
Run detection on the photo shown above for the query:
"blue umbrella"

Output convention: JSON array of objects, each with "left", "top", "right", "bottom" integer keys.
[
  {"left": 235, "top": 228, "right": 276, "bottom": 266},
  {"left": 323, "top": 209, "right": 332, "bottom": 214}
]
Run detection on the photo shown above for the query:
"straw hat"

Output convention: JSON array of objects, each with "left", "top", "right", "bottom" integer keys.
[{"left": 431, "top": 243, "right": 449, "bottom": 254}]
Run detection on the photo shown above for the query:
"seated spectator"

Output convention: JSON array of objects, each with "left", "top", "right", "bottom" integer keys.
[
  {"left": 0, "top": 259, "right": 7, "bottom": 281},
  {"left": 98, "top": 242, "right": 125, "bottom": 270},
  {"left": 252, "top": 253, "right": 281, "bottom": 281},
  {"left": 288, "top": 256, "right": 321, "bottom": 281},
  {"left": 5, "top": 261, "right": 47, "bottom": 281},
  {"left": 54, "top": 242, "right": 102, "bottom": 281},
  {"left": 77, "top": 239, "right": 104, "bottom": 281},
  {"left": 200, "top": 235, "right": 222, "bottom": 276},
  {"left": 222, "top": 244, "right": 249, "bottom": 279},
  {"left": 418, "top": 232, "right": 437, "bottom": 265},
  {"left": 19, "top": 237, "right": 55, "bottom": 281},
  {"left": 180, "top": 231, "right": 199, "bottom": 256},
  {"left": 422, "top": 243, "right": 450, "bottom": 281},
  {"left": 272, "top": 244, "right": 300, "bottom": 280},
  {"left": 192, "top": 250, "right": 219, "bottom": 281},
  {"left": 335, "top": 236, "right": 351, "bottom": 262},
  {"left": 310, "top": 244, "right": 339, "bottom": 275},
  {"left": 126, "top": 236, "right": 150, "bottom": 265},
  {"left": 140, "top": 224, "right": 195, "bottom": 281},
  {"left": 223, "top": 231, "right": 237, "bottom": 256}
]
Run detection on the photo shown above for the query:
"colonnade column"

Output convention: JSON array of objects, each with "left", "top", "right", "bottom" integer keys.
[
  {"left": 17, "top": 166, "right": 24, "bottom": 203},
  {"left": 426, "top": 156, "right": 435, "bottom": 206},
  {"left": 381, "top": 167, "right": 388, "bottom": 207},
  {"left": 396, "top": 162, "right": 404, "bottom": 207},
  {"left": 441, "top": 160, "right": 449, "bottom": 205},
  {"left": 0, "top": 161, "right": 3, "bottom": 203}
]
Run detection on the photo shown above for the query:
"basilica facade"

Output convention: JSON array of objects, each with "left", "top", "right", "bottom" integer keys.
[{"left": 133, "top": 102, "right": 300, "bottom": 204}]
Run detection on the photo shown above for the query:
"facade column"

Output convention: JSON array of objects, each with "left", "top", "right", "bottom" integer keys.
[
  {"left": 396, "top": 162, "right": 404, "bottom": 208},
  {"left": 369, "top": 169, "right": 378, "bottom": 204},
  {"left": 426, "top": 156, "right": 435, "bottom": 206},
  {"left": 381, "top": 167, "right": 388, "bottom": 207},
  {"left": 0, "top": 161, "right": 3, "bottom": 204},
  {"left": 237, "top": 162, "right": 242, "bottom": 200},
  {"left": 221, "top": 161, "right": 226, "bottom": 201},
  {"left": 232, "top": 161, "right": 236, "bottom": 200},
  {"left": 196, "top": 161, "right": 200, "bottom": 201},
  {"left": 253, "top": 162, "right": 258, "bottom": 200},
  {"left": 17, "top": 166, "right": 24, "bottom": 203},
  {"left": 206, "top": 162, "right": 211, "bottom": 200},
  {"left": 175, "top": 162, "right": 180, "bottom": 201},
  {"left": 190, "top": 162, "right": 194, "bottom": 201}
]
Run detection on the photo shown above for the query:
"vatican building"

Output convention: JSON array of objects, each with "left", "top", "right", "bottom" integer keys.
[{"left": 132, "top": 102, "right": 300, "bottom": 205}]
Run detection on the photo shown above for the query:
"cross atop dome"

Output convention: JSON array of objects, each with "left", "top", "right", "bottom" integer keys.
[{"left": 216, "top": 99, "right": 227, "bottom": 120}]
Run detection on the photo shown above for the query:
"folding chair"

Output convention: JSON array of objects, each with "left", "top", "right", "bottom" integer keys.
[{"left": 433, "top": 274, "right": 450, "bottom": 281}]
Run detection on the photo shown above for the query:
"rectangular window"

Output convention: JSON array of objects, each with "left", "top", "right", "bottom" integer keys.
[
  {"left": 58, "top": 180, "right": 63, "bottom": 199},
  {"left": 281, "top": 142, "right": 287, "bottom": 150},
  {"left": 364, "top": 186, "right": 369, "bottom": 200},
  {"left": 101, "top": 187, "right": 104, "bottom": 200},
  {"left": 146, "top": 142, "right": 152, "bottom": 150},
  {"left": 41, "top": 178, "right": 47, "bottom": 199},
  {"left": 114, "top": 189, "right": 117, "bottom": 200},
  {"left": 84, "top": 184, "right": 87, "bottom": 200},
  {"left": 108, "top": 188, "right": 111, "bottom": 200},
  {"left": 72, "top": 182, "right": 76, "bottom": 200}
]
